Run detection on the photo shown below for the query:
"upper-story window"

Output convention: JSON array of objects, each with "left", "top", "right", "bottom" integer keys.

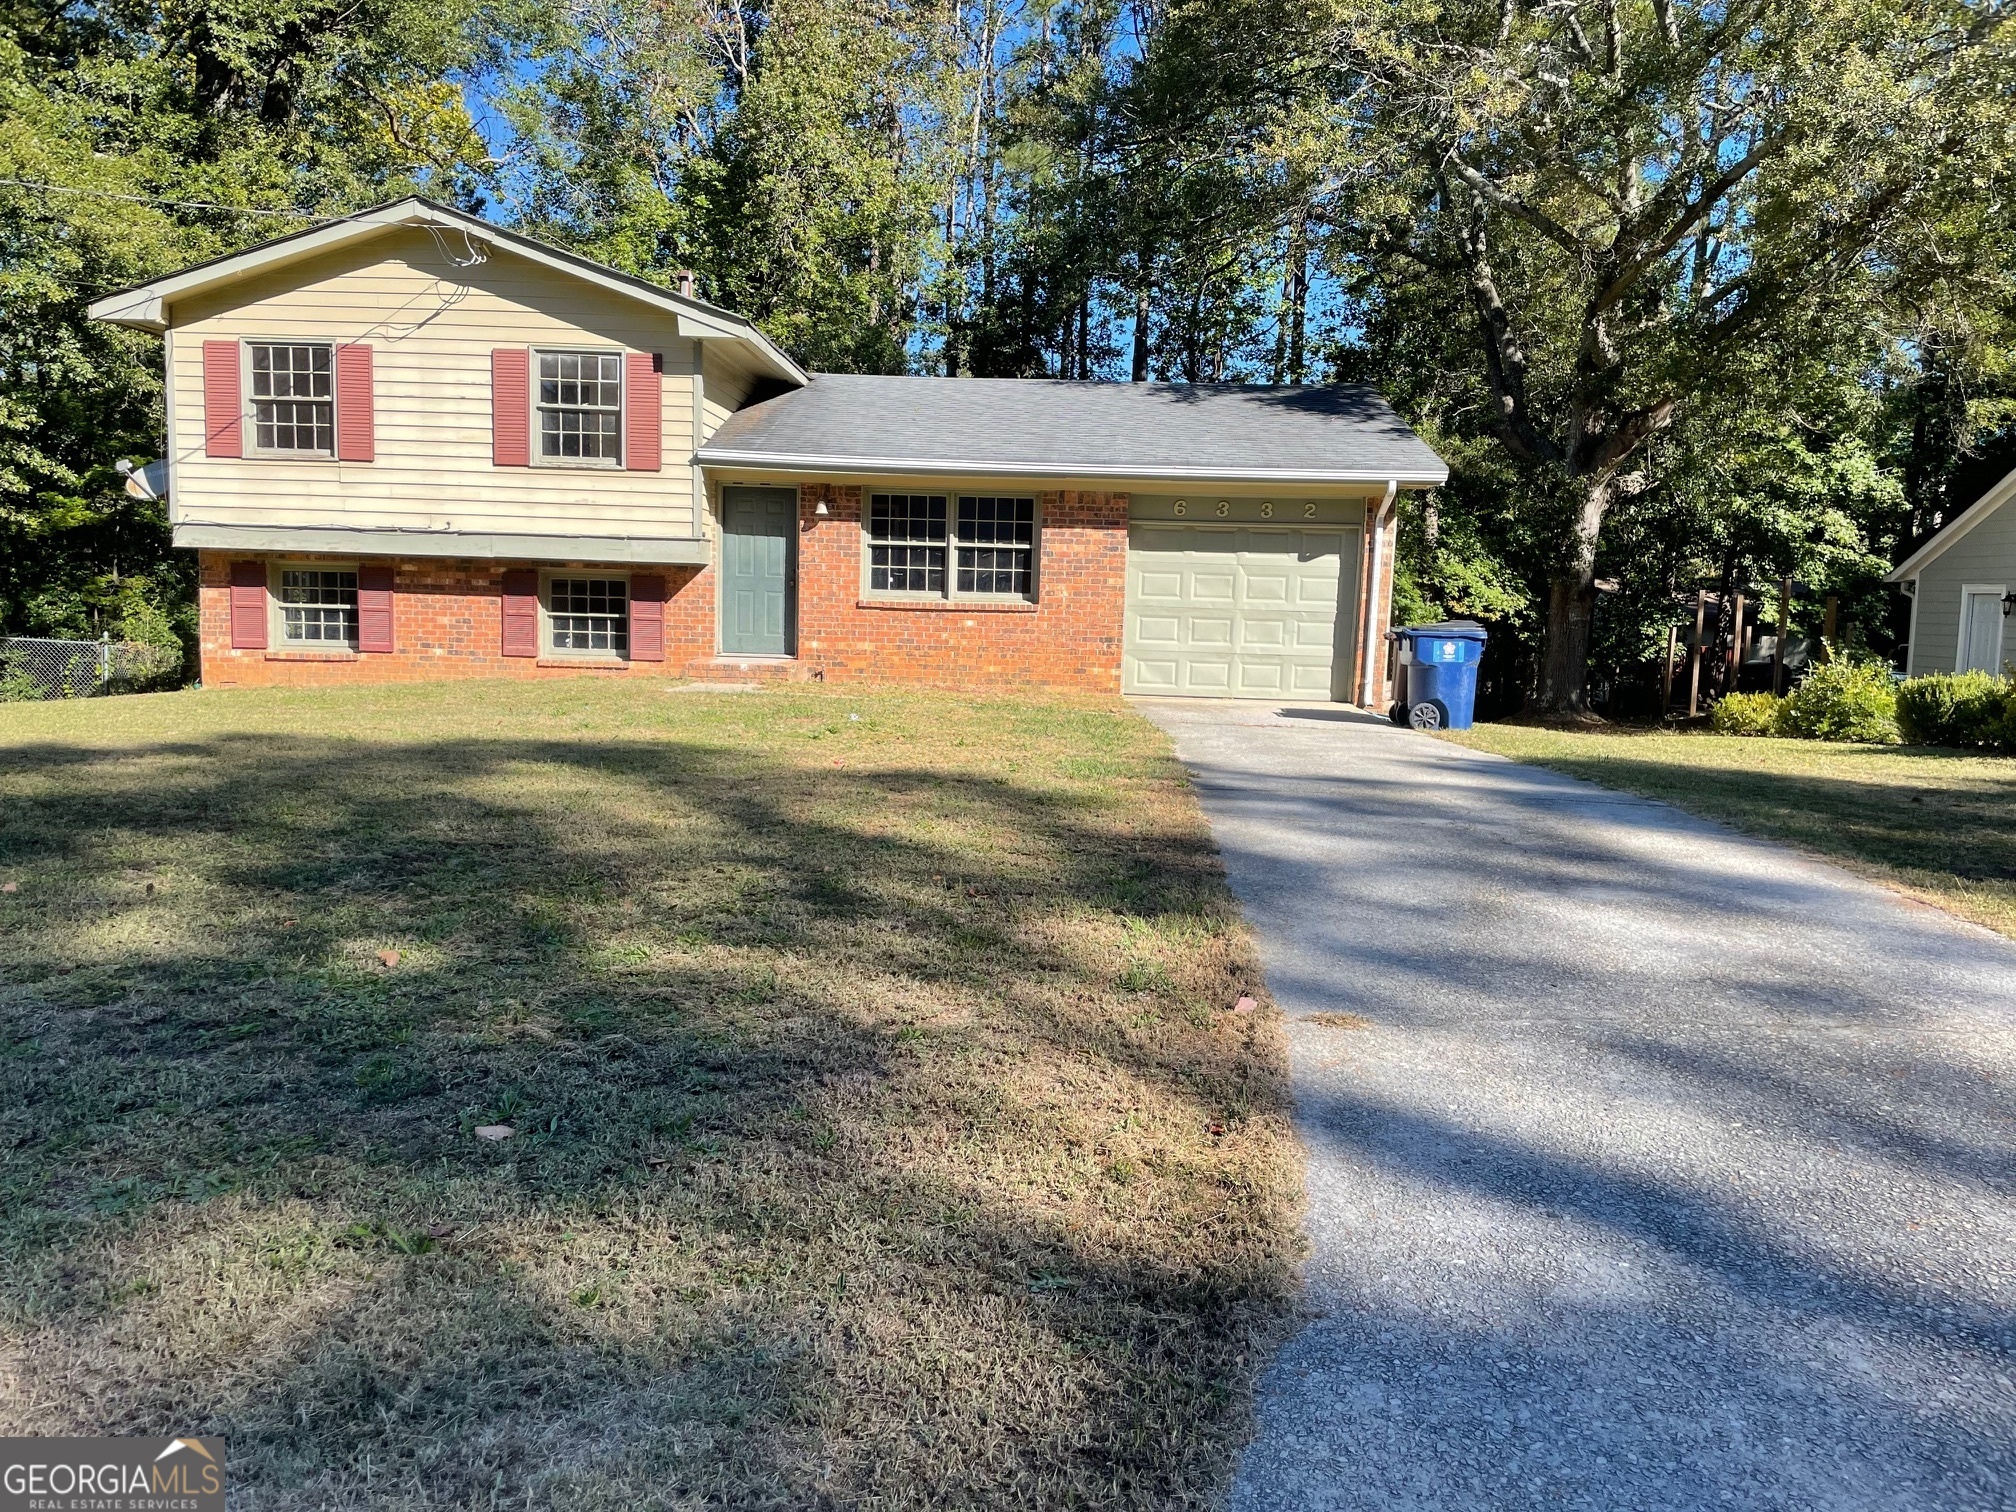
[
  {"left": 866, "top": 493, "right": 1038, "bottom": 600},
  {"left": 250, "top": 343, "right": 334, "bottom": 455},
  {"left": 538, "top": 351, "right": 622, "bottom": 464}
]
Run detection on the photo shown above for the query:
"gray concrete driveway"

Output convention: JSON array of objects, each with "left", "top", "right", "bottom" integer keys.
[{"left": 1137, "top": 701, "right": 2016, "bottom": 1512}]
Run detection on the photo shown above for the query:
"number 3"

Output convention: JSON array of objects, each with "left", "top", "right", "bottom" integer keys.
[
  {"left": 1215, "top": 500, "right": 1230, "bottom": 517},
  {"left": 1260, "top": 501, "right": 1274, "bottom": 518}
]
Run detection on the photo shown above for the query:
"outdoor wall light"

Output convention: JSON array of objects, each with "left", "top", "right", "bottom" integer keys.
[
  {"left": 2003, "top": 590, "right": 2015, "bottom": 617},
  {"left": 815, "top": 500, "right": 830, "bottom": 516}
]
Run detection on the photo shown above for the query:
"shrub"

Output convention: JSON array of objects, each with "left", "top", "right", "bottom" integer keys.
[
  {"left": 1710, "top": 691, "right": 1787, "bottom": 735},
  {"left": 1779, "top": 658, "right": 1900, "bottom": 743},
  {"left": 1896, "top": 672, "right": 2016, "bottom": 750}
]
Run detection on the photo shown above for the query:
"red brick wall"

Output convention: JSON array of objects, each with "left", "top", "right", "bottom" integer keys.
[
  {"left": 195, "top": 551, "right": 711, "bottom": 689},
  {"left": 792, "top": 484, "right": 1128, "bottom": 693},
  {"left": 195, "top": 487, "right": 1131, "bottom": 692}
]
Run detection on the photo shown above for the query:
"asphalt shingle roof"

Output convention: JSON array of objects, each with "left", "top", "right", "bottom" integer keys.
[{"left": 698, "top": 374, "right": 1448, "bottom": 485}]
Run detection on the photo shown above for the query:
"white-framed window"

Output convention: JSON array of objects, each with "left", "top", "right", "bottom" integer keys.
[
  {"left": 249, "top": 342, "right": 334, "bottom": 455},
  {"left": 536, "top": 350, "right": 622, "bottom": 464},
  {"left": 868, "top": 493, "right": 947, "bottom": 594},
  {"left": 956, "top": 495, "right": 1036, "bottom": 596},
  {"left": 865, "top": 493, "right": 1038, "bottom": 600},
  {"left": 275, "top": 565, "right": 358, "bottom": 646},
  {"left": 545, "top": 575, "right": 629, "bottom": 656}
]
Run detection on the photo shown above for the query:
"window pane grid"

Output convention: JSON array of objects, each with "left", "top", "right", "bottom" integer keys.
[
  {"left": 956, "top": 496, "right": 1034, "bottom": 596},
  {"left": 869, "top": 494, "right": 948, "bottom": 593},
  {"left": 278, "top": 569, "right": 357, "bottom": 644},
  {"left": 549, "top": 577, "right": 628, "bottom": 653},
  {"left": 538, "top": 352, "right": 622, "bottom": 461},
  {"left": 250, "top": 344, "right": 333, "bottom": 454}
]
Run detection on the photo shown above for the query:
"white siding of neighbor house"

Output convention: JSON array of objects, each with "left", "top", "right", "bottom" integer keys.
[
  {"left": 168, "top": 228, "right": 710, "bottom": 541},
  {"left": 1912, "top": 496, "right": 2016, "bottom": 675}
]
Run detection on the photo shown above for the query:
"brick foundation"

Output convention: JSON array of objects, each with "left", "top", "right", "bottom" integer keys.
[
  {"left": 196, "top": 551, "right": 713, "bottom": 689},
  {"left": 193, "top": 485, "right": 1131, "bottom": 692}
]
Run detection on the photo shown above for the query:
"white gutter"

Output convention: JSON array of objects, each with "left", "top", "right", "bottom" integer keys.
[{"left": 1358, "top": 479, "right": 1399, "bottom": 708}]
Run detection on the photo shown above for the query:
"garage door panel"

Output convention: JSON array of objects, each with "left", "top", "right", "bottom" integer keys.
[
  {"left": 1242, "top": 617, "right": 1290, "bottom": 649},
  {"left": 1243, "top": 570, "right": 1291, "bottom": 604},
  {"left": 1189, "top": 615, "right": 1235, "bottom": 647},
  {"left": 1124, "top": 524, "right": 1360, "bottom": 700}
]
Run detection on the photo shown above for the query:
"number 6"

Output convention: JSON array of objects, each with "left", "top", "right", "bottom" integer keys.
[{"left": 1173, "top": 500, "right": 1187, "bottom": 516}]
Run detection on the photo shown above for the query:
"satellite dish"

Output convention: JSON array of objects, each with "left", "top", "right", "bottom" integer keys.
[{"left": 119, "top": 459, "right": 168, "bottom": 501}]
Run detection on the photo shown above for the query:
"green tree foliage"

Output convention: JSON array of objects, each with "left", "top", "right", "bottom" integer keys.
[
  {"left": 1199, "top": 0, "right": 2016, "bottom": 711},
  {"left": 0, "top": 0, "right": 493, "bottom": 646}
]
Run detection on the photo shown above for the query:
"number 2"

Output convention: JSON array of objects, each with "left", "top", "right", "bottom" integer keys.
[{"left": 1303, "top": 502, "right": 1317, "bottom": 518}]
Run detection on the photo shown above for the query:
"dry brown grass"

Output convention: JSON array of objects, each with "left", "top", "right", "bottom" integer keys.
[
  {"left": 1446, "top": 724, "right": 2016, "bottom": 940},
  {"left": 0, "top": 680, "right": 1302, "bottom": 1509}
]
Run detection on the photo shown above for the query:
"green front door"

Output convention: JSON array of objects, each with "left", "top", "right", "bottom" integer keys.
[{"left": 720, "top": 486, "right": 796, "bottom": 656}]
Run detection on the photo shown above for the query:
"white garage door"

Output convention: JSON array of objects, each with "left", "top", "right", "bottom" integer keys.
[{"left": 1124, "top": 524, "right": 1360, "bottom": 699}]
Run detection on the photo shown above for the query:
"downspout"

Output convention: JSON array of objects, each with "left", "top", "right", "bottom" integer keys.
[{"left": 1358, "top": 480, "right": 1399, "bottom": 708}]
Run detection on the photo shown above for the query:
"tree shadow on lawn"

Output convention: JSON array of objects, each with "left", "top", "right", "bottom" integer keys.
[{"left": 0, "top": 733, "right": 1298, "bottom": 1509}]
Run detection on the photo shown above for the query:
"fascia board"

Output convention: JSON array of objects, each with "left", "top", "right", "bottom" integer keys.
[
  {"left": 1887, "top": 462, "right": 2016, "bottom": 581},
  {"left": 173, "top": 522, "right": 711, "bottom": 565},
  {"left": 697, "top": 449, "right": 1449, "bottom": 487}
]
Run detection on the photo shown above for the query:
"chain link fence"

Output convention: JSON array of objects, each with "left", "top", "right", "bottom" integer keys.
[{"left": 0, "top": 636, "right": 183, "bottom": 700}]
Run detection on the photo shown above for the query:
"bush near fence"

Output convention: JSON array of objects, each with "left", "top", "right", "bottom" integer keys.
[{"left": 0, "top": 637, "right": 183, "bottom": 701}]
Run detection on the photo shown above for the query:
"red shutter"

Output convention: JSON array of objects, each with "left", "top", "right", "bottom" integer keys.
[
  {"left": 228, "top": 561, "right": 267, "bottom": 649},
  {"left": 492, "top": 349, "right": 531, "bottom": 466},
  {"left": 630, "top": 574, "right": 666, "bottom": 661},
  {"left": 624, "top": 352, "right": 662, "bottom": 471},
  {"left": 501, "top": 568, "right": 539, "bottom": 657},
  {"left": 203, "top": 341, "right": 242, "bottom": 458},
  {"left": 336, "top": 343, "right": 375, "bottom": 462},
  {"left": 357, "top": 563, "right": 394, "bottom": 653}
]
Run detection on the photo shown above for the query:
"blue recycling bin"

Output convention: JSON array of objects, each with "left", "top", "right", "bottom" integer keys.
[{"left": 1387, "top": 620, "right": 1488, "bottom": 730}]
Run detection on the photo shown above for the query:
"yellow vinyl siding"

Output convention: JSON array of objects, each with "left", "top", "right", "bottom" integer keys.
[
  {"left": 169, "top": 230, "right": 703, "bottom": 542},
  {"left": 700, "top": 346, "right": 758, "bottom": 442}
]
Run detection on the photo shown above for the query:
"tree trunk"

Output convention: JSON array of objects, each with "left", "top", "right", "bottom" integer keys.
[
  {"left": 1533, "top": 476, "right": 1611, "bottom": 715},
  {"left": 1130, "top": 282, "right": 1151, "bottom": 381}
]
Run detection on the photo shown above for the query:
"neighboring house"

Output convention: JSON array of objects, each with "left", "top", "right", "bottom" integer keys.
[
  {"left": 1889, "top": 465, "right": 2016, "bottom": 677},
  {"left": 89, "top": 199, "right": 1447, "bottom": 699}
]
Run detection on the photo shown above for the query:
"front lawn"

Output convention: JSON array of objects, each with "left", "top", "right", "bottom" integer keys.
[
  {"left": 1445, "top": 725, "right": 2016, "bottom": 940},
  {"left": 0, "top": 681, "right": 1299, "bottom": 1509}
]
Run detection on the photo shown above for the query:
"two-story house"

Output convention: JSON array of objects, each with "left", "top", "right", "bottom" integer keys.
[{"left": 89, "top": 198, "right": 1447, "bottom": 699}]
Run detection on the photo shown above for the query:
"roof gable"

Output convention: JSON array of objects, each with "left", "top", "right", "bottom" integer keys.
[
  {"left": 1888, "top": 462, "right": 2016, "bottom": 581},
  {"left": 86, "top": 198, "right": 806, "bottom": 386}
]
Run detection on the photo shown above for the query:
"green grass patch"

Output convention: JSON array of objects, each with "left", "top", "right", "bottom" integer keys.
[
  {"left": 1446, "top": 724, "right": 2016, "bottom": 939},
  {"left": 0, "top": 680, "right": 1298, "bottom": 1509}
]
